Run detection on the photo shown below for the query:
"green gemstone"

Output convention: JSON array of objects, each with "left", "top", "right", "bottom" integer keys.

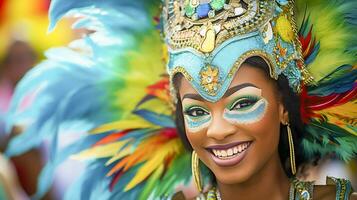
[
  {"left": 185, "top": 0, "right": 196, "bottom": 17},
  {"left": 210, "top": 0, "right": 225, "bottom": 11}
]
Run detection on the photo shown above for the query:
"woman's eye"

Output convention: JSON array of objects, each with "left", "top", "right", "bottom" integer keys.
[
  {"left": 184, "top": 107, "right": 209, "bottom": 117},
  {"left": 230, "top": 98, "right": 258, "bottom": 111}
]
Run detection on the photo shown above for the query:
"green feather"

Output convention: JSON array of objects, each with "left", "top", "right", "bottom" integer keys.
[
  {"left": 296, "top": 0, "right": 357, "bottom": 81},
  {"left": 303, "top": 120, "right": 357, "bottom": 161},
  {"left": 139, "top": 164, "right": 164, "bottom": 200},
  {"left": 155, "top": 153, "right": 192, "bottom": 197}
]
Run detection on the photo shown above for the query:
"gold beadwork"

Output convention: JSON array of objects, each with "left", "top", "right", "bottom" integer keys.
[
  {"left": 288, "top": 0, "right": 314, "bottom": 86},
  {"left": 170, "top": 66, "right": 194, "bottom": 81},
  {"left": 228, "top": 50, "right": 278, "bottom": 80},
  {"left": 166, "top": 0, "right": 315, "bottom": 95},
  {"left": 169, "top": 66, "right": 194, "bottom": 106},
  {"left": 163, "top": 0, "right": 275, "bottom": 53},
  {"left": 291, "top": 178, "right": 314, "bottom": 200},
  {"left": 200, "top": 65, "right": 220, "bottom": 95}
]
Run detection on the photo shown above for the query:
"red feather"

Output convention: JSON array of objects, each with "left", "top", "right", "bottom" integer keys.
[
  {"left": 93, "top": 130, "right": 131, "bottom": 147},
  {"left": 37, "top": 0, "right": 50, "bottom": 15},
  {"left": 109, "top": 170, "right": 124, "bottom": 192},
  {"left": 146, "top": 78, "right": 171, "bottom": 102},
  {"left": 160, "top": 128, "right": 178, "bottom": 139},
  {"left": 0, "top": 0, "right": 7, "bottom": 24},
  {"left": 299, "top": 26, "right": 317, "bottom": 60},
  {"left": 300, "top": 85, "right": 357, "bottom": 122}
]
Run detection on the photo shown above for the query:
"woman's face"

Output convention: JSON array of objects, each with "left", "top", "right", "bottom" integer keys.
[{"left": 178, "top": 63, "right": 287, "bottom": 184}]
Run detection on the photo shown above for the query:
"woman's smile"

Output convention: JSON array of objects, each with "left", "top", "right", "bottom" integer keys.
[{"left": 206, "top": 141, "right": 253, "bottom": 167}]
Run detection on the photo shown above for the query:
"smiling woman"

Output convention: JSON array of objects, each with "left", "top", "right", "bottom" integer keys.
[
  {"left": 174, "top": 56, "right": 306, "bottom": 199},
  {"left": 173, "top": 53, "right": 357, "bottom": 198},
  {"left": 164, "top": 0, "right": 357, "bottom": 198}
]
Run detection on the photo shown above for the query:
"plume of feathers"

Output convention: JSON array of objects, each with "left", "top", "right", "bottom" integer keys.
[
  {"left": 297, "top": 0, "right": 357, "bottom": 160},
  {"left": 5, "top": 0, "right": 192, "bottom": 199}
]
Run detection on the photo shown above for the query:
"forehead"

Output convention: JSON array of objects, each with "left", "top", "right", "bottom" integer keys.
[{"left": 179, "top": 63, "right": 272, "bottom": 96}]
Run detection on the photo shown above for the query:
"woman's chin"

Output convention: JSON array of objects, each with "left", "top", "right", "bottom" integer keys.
[{"left": 212, "top": 165, "right": 254, "bottom": 185}]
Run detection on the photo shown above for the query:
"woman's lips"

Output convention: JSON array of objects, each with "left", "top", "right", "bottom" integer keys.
[{"left": 206, "top": 141, "right": 252, "bottom": 167}]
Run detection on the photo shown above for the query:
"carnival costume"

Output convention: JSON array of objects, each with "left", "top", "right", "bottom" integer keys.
[{"left": 4, "top": 0, "right": 357, "bottom": 199}]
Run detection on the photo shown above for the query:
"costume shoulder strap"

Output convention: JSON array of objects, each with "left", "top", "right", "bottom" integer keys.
[{"left": 326, "top": 176, "right": 353, "bottom": 200}]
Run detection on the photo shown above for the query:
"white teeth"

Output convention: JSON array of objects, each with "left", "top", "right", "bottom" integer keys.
[
  {"left": 221, "top": 150, "right": 227, "bottom": 157},
  {"left": 211, "top": 142, "right": 250, "bottom": 159},
  {"left": 213, "top": 149, "right": 218, "bottom": 156},
  {"left": 227, "top": 149, "right": 233, "bottom": 156},
  {"left": 233, "top": 147, "right": 238, "bottom": 154}
]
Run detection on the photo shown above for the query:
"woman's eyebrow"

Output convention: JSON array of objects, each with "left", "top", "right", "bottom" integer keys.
[
  {"left": 182, "top": 93, "right": 205, "bottom": 101},
  {"left": 223, "top": 83, "right": 259, "bottom": 98}
]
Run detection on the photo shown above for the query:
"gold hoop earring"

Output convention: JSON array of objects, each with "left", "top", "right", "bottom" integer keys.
[
  {"left": 286, "top": 123, "right": 297, "bottom": 175},
  {"left": 191, "top": 151, "right": 203, "bottom": 193}
]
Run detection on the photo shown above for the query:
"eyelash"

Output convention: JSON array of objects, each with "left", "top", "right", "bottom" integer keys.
[
  {"left": 184, "top": 106, "right": 209, "bottom": 117},
  {"left": 183, "top": 96, "right": 260, "bottom": 117},
  {"left": 229, "top": 96, "right": 260, "bottom": 111}
]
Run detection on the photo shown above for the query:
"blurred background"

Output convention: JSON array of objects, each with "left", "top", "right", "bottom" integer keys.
[
  {"left": 0, "top": 0, "right": 85, "bottom": 199},
  {"left": 0, "top": 0, "right": 356, "bottom": 200}
]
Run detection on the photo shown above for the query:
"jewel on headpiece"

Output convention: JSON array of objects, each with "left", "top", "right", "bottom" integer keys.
[
  {"left": 164, "top": 0, "right": 313, "bottom": 102},
  {"left": 200, "top": 65, "right": 220, "bottom": 95}
]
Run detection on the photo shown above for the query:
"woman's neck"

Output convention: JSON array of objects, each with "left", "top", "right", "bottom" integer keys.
[{"left": 217, "top": 153, "right": 290, "bottom": 200}]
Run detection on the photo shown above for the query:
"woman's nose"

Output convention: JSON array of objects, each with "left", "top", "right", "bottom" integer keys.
[{"left": 206, "top": 113, "right": 237, "bottom": 140}]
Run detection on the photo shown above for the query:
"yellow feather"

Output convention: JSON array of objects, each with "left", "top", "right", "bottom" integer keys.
[
  {"left": 70, "top": 140, "right": 129, "bottom": 160},
  {"left": 106, "top": 146, "right": 150, "bottom": 176},
  {"left": 90, "top": 116, "right": 156, "bottom": 134},
  {"left": 113, "top": 32, "right": 166, "bottom": 113},
  {"left": 136, "top": 98, "right": 172, "bottom": 116},
  {"left": 124, "top": 139, "right": 182, "bottom": 191},
  {"left": 315, "top": 101, "right": 357, "bottom": 135},
  {"left": 105, "top": 145, "right": 133, "bottom": 166},
  {"left": 296, "top": 1, "right": 357, "bottom": 81}
]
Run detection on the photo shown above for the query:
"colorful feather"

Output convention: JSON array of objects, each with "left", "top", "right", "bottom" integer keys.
[
  {"left": 297, "top": 0, "right": 357, "bottom": 160},
  {"left": 5, "top": 0, "right": 192, "bottom": 199}
]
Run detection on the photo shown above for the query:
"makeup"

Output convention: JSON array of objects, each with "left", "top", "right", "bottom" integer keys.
[
  {"left": 183, "top": 105, "right": 212, "bottom": 133},
  {"left": 223, "top": 86, "right": 268, "bottom": 124}
]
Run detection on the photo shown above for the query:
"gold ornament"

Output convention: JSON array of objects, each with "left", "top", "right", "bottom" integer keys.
[
  {"left": 200, "top": 24, "right": 216, "bottom": 53},
  {"left": 192, "top": 151, "right": 203, "bottom": 193},
  {"left": 287, "top": 123, "right": 297, "bottom": 175},
  {"left": 276, "top": 14, "right": 294, "bottom": 43},
  {"left": 200, "top": 65, "right": 220, "bottom": 95}
]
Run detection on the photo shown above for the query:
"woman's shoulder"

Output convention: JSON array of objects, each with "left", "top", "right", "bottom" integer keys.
[{"left": 312, "top": 176, "right": 356, "bottom": 200}]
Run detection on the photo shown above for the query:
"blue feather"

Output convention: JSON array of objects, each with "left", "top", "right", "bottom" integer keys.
[{"left": 133, "top": 109, "right": 176, "bottom": 128}]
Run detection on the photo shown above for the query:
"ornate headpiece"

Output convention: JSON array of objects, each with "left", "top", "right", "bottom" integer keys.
[{"left": 163, "top": 0, "right": 313, "bottom": 102}]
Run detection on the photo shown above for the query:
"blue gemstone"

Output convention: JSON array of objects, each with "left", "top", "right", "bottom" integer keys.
[{"left": 197, "top": 4, "right": 211, "bottom": 18}]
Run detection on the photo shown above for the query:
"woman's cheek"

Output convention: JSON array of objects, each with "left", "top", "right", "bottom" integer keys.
[
  {"left": 223, "top": 98, "right": 268, "bottom": 125},
  {"left": 184, "top": 115, "right": 212, "bottom": 133}
]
